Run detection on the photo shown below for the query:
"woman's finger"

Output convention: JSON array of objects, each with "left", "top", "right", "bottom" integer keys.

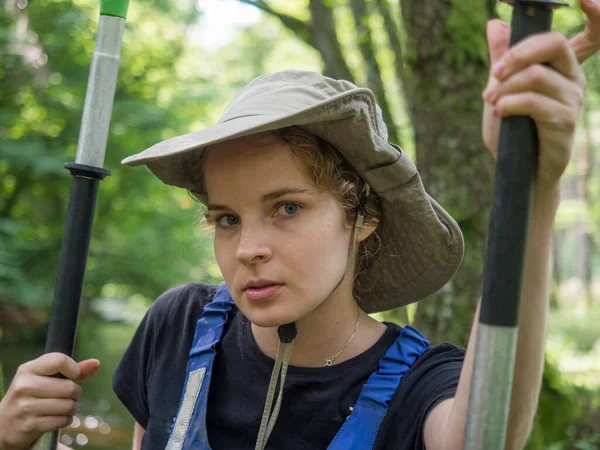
[
  {"left": 485, "top": 63, "right": 584, "bottom": 108},
  {"left": 19, "top": 353, "right": 81, "bottom": 381},
  {"left": 77, "top": 359, "right": 100, "bottom": 382},
  {"left": 570, "top": 0, "right": 600, "bottom": 64},
  {"left": 16, "top": 398, "right": 79, "bottom": 417},
  {"left": 493, "top": 92, "right": 577, "bottom": 131},
  {"left": 12, "top": 375, "right": 83, "bottom": 400},
  {"left": 493, "top": 32, "right": 583, "bottom": 84}
]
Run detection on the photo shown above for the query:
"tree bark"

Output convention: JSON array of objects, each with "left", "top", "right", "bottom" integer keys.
[
  {"left": 308, "top": 0, "right": 355, "bottom": 82},
  {"left": 400, "top": 0, "right": 494, "bottom": 345},
  {"left": 348, "top": 0, "right": 399, "bottom": 143},
  {"left": 374, "top": 0, "right": 407, "bottom": 98}
]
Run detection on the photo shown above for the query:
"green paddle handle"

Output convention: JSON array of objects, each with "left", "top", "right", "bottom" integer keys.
[{"left": 101, "top": 0, "right": 129, "bottom": 19}]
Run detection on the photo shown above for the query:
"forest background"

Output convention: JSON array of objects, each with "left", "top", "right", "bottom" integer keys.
[{"left": 1, "top": 0, "right": 599, "bottom": 448}]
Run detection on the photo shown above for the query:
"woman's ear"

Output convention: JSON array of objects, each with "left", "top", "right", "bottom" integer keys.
[{"left": 356, "top": 218, "right": 378, "bottom": 242}]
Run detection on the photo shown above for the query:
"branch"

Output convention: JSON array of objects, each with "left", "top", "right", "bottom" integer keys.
[
  {"left": 236, "top": 0, "right": 312, "bottom": 45},
  {"left": 348, "top": 0, "right": 399, "bottom": 143}
]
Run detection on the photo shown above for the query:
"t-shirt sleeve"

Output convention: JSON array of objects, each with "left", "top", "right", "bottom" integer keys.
[
  {"left": 377, "top": 342, "right": 466, "bottom": 450},
  {"left": 111, "top": 285, "right": 189, "bottom": 429}
]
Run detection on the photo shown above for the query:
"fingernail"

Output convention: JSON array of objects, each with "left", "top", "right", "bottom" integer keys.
[
  {"left": 492, "top": 106, "right": 499, "bottom": 117},
  {"left": 483, "top": 87, "right": 496, "bottom": 101},
  {"left": 493, "top": 61, "right": 505, "bottom": 78}
]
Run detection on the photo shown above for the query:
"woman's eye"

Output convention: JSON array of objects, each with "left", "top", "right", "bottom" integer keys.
[
  {"left": 277, "top": 203, "right": 300, "bottom": 216},
  {"left": 217, "top": 215, "right": 240, "bottom": 227}
]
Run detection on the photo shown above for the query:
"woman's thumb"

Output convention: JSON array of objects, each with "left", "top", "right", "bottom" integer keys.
[
  {"left": 487, "top": 19, "right": 511, "bottom": 66},
  {"left": 77, "top": 359, "right": 100, "bottom": 381}
]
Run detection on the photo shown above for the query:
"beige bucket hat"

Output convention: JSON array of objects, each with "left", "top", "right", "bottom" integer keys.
[{"left": 122, "top": 70, "right": 464, "bottom": 313}]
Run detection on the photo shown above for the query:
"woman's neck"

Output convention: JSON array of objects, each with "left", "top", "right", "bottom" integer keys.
[{"left": 250, "top": 289, "right": 387, "bottom": 367}]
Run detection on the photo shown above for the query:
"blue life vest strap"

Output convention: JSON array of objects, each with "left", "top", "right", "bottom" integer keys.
[
  {"left": 327, "top": 326, "right": 430, "bottom": 449},
  {"left": 165, "top": 284, "right": 234, "bottom": 450}
]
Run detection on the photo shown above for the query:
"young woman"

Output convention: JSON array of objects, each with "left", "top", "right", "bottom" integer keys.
[{"left": 1, "top": 9, "right": 599, "bottom": 450}]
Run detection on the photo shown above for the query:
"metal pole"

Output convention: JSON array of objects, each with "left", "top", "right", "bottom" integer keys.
[
  {"left": 32, "top": 1, "right": 129, "bottom": 449},
  {"left": 463, "top": 1, "right": 567, "bottom": 449}
]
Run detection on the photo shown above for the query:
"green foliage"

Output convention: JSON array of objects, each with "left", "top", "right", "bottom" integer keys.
[
  {"left": 550, "top": 307, "right": 600, "bottom": 352},
  {"left": 0, "top": 0, "right": 224, "bottom": 312},
  {"left": 445, "top": 0, "right": 489, "bottom": 69},
  {"left": 527, "top": 359, "right": 581, "bottom": 448},
  {"left": 556, "top": 199, "right": 591, "bottom": 231},
  {"left": 527, "top": 359, "right": 600, "bottom": 449}
]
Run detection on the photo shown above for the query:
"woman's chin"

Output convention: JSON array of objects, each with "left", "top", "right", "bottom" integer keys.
[{"left": 242, "top": 304, "right": 303, "bottom": 328}]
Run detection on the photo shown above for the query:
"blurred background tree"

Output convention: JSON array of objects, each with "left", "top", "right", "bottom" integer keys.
[{"left": 0, "top": 0, "right": 599, "bottom": 448}]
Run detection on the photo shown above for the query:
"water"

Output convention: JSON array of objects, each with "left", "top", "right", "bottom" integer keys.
[{"left": 0, "top": 318, "right": 139, "bottom": 450}]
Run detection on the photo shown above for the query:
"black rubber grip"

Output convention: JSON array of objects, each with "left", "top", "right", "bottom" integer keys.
[
  {"left": 480, "top": 2, "right": 555, "bottom": 327},
  {"left": 44, "top": 164, "right": 108, "bottom": 355}
]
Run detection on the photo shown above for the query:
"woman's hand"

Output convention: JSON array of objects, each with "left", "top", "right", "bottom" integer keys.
[
  {"left": 0, "top": 354, "right": 99, "bottom": 450},
  {"left": 482, "top": 0, "right": 600, "bottom": 191}
]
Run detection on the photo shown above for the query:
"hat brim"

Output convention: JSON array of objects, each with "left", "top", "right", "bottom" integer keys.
[{"left": 121, "top": 89, "right": 359, "bottom": 170}]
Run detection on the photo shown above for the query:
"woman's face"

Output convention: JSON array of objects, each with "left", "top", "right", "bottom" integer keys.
[{"left": 204, "top": 133, "right": 353, "bottom": 327}]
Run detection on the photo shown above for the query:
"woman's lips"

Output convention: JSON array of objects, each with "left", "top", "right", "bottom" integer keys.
[{"left": 244, "top": 284, "right": 283, "bottom": 301}]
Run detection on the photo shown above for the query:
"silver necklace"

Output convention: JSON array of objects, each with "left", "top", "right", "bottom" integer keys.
[{"left": 324, "top": 306, "right": 360, "bottom": 367}]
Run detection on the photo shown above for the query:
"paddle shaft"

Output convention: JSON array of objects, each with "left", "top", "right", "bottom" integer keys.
[
  {"left": 463, "top": 1, "right": 565, "bottom": 449},
  {"left": 31, "top": 2, "right": 129, "bottom": 449}
]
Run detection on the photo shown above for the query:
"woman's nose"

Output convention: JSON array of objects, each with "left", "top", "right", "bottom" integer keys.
[{"left": 235, "top": 225, "right": 272, "bottom": 265}]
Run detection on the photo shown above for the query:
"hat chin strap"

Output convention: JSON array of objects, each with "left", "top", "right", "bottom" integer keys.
[
  {"left": 255, "top": 323, "right": 296, "bottom": 450},
  {"left": 337, "top": 182, "right": 370, "bottom": 288},
  {"left": 255, "top": 185, "right": 370, "bottom": 450}
]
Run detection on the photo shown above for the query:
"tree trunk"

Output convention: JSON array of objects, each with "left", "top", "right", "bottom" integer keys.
[
  {"left": 400, "top": 0, "right": 494, "bottom": 345},
  {"left": 581, "top": 101, "right": 595, "bottom": 305},
  {"left": 309, "top": 0, "right": 355, "bottom": 82},
  {"left": 374, "top": 0, "right": 407, "bottom": 99},
  {"left": 348, "top": 0, "right": 399, "bottom": 144}
]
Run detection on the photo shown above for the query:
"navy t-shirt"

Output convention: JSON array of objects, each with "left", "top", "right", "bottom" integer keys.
[{"left": 112, "top": 283, "right": 465, "bottom": 449}]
